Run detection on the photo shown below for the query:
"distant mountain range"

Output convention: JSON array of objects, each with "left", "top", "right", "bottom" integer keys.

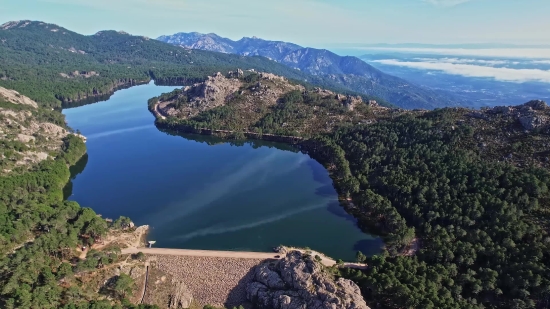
[
  {"left": 158, "top": 32, "right": 467, "bottom": 109},
  {"left": 0, "top": 20, "right": 377, "bottom": 108}
]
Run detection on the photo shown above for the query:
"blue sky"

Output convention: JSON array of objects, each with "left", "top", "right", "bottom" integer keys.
[{"left": 1, "top": 0, "right": 549, "bottom": 46}]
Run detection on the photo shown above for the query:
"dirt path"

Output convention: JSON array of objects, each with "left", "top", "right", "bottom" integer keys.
[
  {"left": 154, "top": 103, "right": 166, "bottom": 120},
  {"left": 121, "top": 247, "right": 367, "bottom": 269},
  {"left": 139, "top": 262, "right": 150, "bottom": 304}
]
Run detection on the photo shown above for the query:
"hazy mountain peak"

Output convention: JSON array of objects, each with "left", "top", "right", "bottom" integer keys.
[
  {"left": 1, "top": 20, "right": 62, "bottom": 31},
  {"left": 157, "top": 32, "right": 464, "bottom": 109}
]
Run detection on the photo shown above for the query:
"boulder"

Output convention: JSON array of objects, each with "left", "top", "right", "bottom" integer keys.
[
  {"left": 170, "top": 281, "right": 193, "bottom": 309},
  {"left": 343, "top": 95, "right": 363, "bottom": 111},
  {"left": 519, "top": 114, "right": 548, "bottom": 130},
  {"left": 524, "top": 100, "right": 548, "bottom": 110},
  {"left": 491, "top": 106, "right": 511, "bottom": 114},
  {"left": 246, "top": 251, "right": 369, "bottom": 309}
]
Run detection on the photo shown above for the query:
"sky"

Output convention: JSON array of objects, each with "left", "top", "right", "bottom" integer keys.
[{"left": 1, "top": 0, "right": 549, "bottom": 47}]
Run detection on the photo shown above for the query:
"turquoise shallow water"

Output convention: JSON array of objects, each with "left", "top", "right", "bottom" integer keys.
[{"left": 63, "top": 82, "right": 382, "bottom": 261}]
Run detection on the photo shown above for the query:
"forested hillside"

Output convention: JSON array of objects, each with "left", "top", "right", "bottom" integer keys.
[
  {"left": 0, "top": 20, "right": 374, "bottom": 109},
  {"left": 151, "top": 73, "right": 550, "bottom": 308},
  {"left": 0, "top": 80, "right": 159, "bottom": 308}
]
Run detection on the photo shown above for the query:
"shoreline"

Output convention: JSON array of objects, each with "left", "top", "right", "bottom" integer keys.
[{"left": 149, "top": 117, "right": 396, "bottom": 255}]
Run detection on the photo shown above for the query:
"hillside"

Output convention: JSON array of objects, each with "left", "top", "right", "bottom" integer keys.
[
  {"left": 148, "top": 70, "right": 392, "bottom": 138},
  {"left": 157, "top": 32, "right": 465, "bottom": 109},
  {"left": 0, "top": 85, "right": 166, "bottom": 309},
  {"left": 0, "top": 20, "right": 378, "bottom": 109},
  {"left": 150, "top": 74, "right": 550, "bottom": 308},
  {"left": 0, "top": 86, "right": 80, "bottom": 175}
]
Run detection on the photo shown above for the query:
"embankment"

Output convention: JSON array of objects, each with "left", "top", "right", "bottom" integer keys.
[{"left": 148, "top": 254, "right": 265, "bottom": 308}]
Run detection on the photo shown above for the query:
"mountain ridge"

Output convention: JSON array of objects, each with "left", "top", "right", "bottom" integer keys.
[
  {"left": 0, "top": 20, "right": 387, "bottom": 108},
  {"left": 158, "top": 32, "right": 467, "bottom": 109}
]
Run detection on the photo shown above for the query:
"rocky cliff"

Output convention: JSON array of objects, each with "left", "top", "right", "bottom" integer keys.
[
  {"left": 0, "top": 86, "right": 84, "bottom": 174},
  {"left": 246, "top": 251, "right": 369, "bottom": 309}
]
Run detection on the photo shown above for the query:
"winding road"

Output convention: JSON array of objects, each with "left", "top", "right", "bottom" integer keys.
[{"left": 153, "top": 103, "right": 167, "bottom": 120}]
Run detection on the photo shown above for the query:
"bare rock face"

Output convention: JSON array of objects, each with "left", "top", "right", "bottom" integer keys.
[
  {"left": 519, "top": 113, "right": 548, "bottom": 130},
  {"left": 517, "top": 100, "right": 548, "bottom": 130},
  {"left": 170, "top": 281, "right": 194, "bottom": 309},
  {"left": 343, "top": 95, "right": 363, "bottom": 111},
  {"left": 0, "top": 86, "right": 39, "bottom": 108},
  {"left": 246, "top": 251, "right": 369, "bottom": 309},
  {"left": 185, "top": 72, "right": 242, "bottom": 106}
]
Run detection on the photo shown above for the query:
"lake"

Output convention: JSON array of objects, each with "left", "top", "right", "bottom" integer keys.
[{"left": 63, "top": 81, "right": 382, "bottom": 261}]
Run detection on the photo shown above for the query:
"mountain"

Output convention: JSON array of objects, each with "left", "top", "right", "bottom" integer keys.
[
  {"left": 0, "top": 20, "right": 376, "bottom": 108},
  {"left": 158, "top": 32, "right": 466, "bottom": 109}
]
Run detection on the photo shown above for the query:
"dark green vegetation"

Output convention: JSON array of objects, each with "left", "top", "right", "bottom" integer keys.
[
  {"left": 155, "top": 83, "right": 550, "bottom": 308},
  {"left": 0, "top": 20, "right": 382, "bottom": 109},
  {"left": 0, "top": 87, "right": 157, "bottom": 307},
  {"left": 2, "top": 18, "right": 550, "bottom": 309},
  {"left": 0, "top": 133, "right": 159, "bottom": 308},
  {"left": 320, "top": 113, "right": 550, "bottom": 308}
]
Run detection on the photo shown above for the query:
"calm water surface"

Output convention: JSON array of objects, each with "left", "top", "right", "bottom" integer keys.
[{"left": 63, "top": 82, "right": 382, "bottom": 261}]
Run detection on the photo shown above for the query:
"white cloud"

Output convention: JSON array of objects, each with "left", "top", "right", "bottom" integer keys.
[
  {"left": 358, "top": 47, "right": 550, "bottom": 59},
  {"left": 372, "top": 59, "right": 550, "bottom": 83},
  {"left": 415, "top": 57, "right": 511, "bottom": 66},
  {"left": 424, "top": 0, "right": 473, "bottom": 7},
  {"left": 533, "top": 60, "right": 550, "bottom": 65}
]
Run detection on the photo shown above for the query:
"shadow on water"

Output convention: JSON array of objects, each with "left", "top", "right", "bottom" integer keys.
[
  {"left": 158, "top": 127, "right": 299, "bottom": 153},
  {"left": 306, "top": 159, "right": 332, "bottom": 185},
  {"left": 353, "top": 238, "right": 385, "bottom": 257},
  {"left": 315, "top": 184, "right": 338, "bottom": 198},
  {"left": 326, "top": 201, "right": 357, "bottom": 224},
  {"left": 309, "top": 160, "right": 385, "bottom": 257},
  {"left": 63, "top": 153, "right": 89, "bottom": 199}
]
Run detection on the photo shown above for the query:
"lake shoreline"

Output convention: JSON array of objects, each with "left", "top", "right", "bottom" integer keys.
[
  {"left": 64, "top": 82, "right": 383, "bottom": 261},
  {"left": 151, "top": 118, "right": 391, "bottom": 255}
]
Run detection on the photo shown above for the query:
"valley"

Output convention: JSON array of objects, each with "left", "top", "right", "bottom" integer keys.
[{"left": 1, "top": 17, "right": 550, "bottom": 309}]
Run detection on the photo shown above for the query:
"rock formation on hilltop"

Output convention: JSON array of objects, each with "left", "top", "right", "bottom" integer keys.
[
  {"left": 489, "top": 99, "right": 549, "bottom": 131},
  {"left": 151, "top": 70, "right": 394, "bottom": 137},
  {"left": 246, "top": 251, "right": 369, "bottom": 309},
  {"left": 157, "top": 32, "right": 466, "bottom": 109}
]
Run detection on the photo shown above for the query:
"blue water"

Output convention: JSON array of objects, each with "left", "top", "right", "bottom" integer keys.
[{"left": 63, "top": 81, "right": 382, "bottom": 261}]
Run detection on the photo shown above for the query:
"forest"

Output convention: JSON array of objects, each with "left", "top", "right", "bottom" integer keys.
[
  {"left": 154, "top": 81, "right": 550, "bottom": 308},
  {"left": 2, "top": 19, "right": 550, "bottom": 309},
  {"left": 0, "top": 93, "right": 159, "bottom": 307},
  {"left": 309, "top": 111, "right": 550, "bottom": 309}
]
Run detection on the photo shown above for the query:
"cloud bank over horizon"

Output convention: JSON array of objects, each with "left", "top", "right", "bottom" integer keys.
[
  {"left": 372, "top": 57, "right": 550, "bottom": 83},
  {"left": 358, "top": 47, "right": 550, "bottom": 59}
]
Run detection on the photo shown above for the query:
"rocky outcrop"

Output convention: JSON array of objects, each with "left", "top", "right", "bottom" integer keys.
[
  {"left": 519, "top": 113, "right": 548, "bottom": 130},
  {"left": 524, "top": 99, "right": 548, "bottom": 111},
  {"left": 246, "top": 251, "right": 369, "bottom": 309},
  {"left": 0, "top": 87, "right": 39, "bottom": 108},
  {"left": 170, "top": 281, "right": 194, "bottom": 309},
  {"left": 484, "top": 100, "right": 549, "bottom": 131},
  {"left": 156, "top": 70, "right": 304, "bottom": 119},
  {"left": 60, "top": 70, "right": 99, "bottom": 78},
  {"left": 342, "top": 95, "right": 363, "bottom": 111}
]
